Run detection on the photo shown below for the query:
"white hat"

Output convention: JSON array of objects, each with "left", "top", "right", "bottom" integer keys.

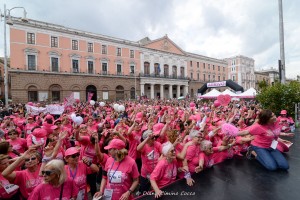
[{"left": 162, "top": 141, "right": 173, "bottom": 156}]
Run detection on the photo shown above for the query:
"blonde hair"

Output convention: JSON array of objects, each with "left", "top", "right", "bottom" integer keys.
[
  {"left": 167, "top": 130, "right": 178, "bottom": 144},
  {"left": 115, "top": 148, "right": 128, "bottom": 161},
  {"left": 45, "top": 159, "right": 67, "bottom": 186}
]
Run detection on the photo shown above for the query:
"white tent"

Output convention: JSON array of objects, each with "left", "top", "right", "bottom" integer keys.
[
  {"left": 221, "top": 89, "right": 238, "bottom": 97},
  {"left": 199, "top": 89, "right": 221, "bottom": 99},
  {"left": 238, "top": 87, "right": 257, "bottom": 98}
]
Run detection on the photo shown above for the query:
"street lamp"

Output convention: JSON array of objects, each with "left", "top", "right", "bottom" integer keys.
[{"left": 1, "top": 4, "right": 28, "bottom": 107}]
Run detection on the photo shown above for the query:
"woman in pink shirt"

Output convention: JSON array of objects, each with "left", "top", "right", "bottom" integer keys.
[
  {"left": 24, "top": 116, "right": 38, "bottom": 137},
  {"left": 94, "top": 139, "right": 139, "bottom": 200},
  {"left": 150, "top": 141, "right": 178, "bottom": 198},
  {"left": 137, "top": 130, "right": 162, "bottom": 194},
  {"left": 7, "top": 129, "right": 27, "bottom": 155},
  {"left": 0, "top": 154, "right": 19, "bottom": 200},
  {"left": 238, "top": 109, "right": 293, "bottom": 171},
  {"left": 2, "top": 149, "right": 43, "bottom": 199},
  {"left": 64, "top": 147, "right": 99, "bottom": 200},
  {"left": 28, "top": 159, "right": 79, "bottom": 200}
]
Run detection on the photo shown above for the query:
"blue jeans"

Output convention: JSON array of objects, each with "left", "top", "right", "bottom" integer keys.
[{"left": 251, "top": 145, "right": 289, "bottom": 171}]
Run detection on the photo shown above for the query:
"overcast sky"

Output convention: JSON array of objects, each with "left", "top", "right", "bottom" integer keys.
[{"left": 1, "top": 0, "right": 300, "bottom": 78}]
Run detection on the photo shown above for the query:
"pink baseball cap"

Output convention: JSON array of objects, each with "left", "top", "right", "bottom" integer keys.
[
  {"left": 280, "top": 110, "right": 287, "bottom": 115},
  {"left": 45, "top": 114, "right": 53, "bottom": 119},
  {"left": 50, "top": 125, "right": 59, "bottom": 130},
  {"left": 152, "top": 123, "right": 165, "bottom": 135},
  {"left": 65, "top": 147, "right": 79, "bottom": 157},
  {"left": 104, "top": 139, "right": 126, "bottom": 150}
]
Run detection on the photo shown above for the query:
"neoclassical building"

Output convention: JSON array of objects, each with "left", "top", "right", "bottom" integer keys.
[{"left": 8, "top": 17, "right": 228, "bottom": 103}]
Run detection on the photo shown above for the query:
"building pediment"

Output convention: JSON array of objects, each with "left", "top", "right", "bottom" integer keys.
[{"left": 141, "top": 35, "right": 186, "bottom": 56}]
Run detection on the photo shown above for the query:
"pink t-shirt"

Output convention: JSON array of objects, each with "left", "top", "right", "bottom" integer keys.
[
  {"left": 25, "top": 123, "right": 38, "bottom": 136},
  {"left": 104, "top": 156, "right": 140, "bottom": 200},
  {"left": 79, "top": 136, "right": 99, "bottom": 164},
  {"left": 185, "top": 144, "right": 201, "bottom": 173},
  {"left": 150, "top": 158, "right": 177, "bottom": 188},
  {"left": 247, "top": 123, "right": 281, "bottom": 148},
  {"left": 65, "top": 162, "right": 92, "bottom": 200},
  {"left": 0, "top": 173, "right": 19, "bottom": 199},
  {"left": 14, "top": 167, "right": 43, "bottom": 199},
  {"left": 127, "top": 130, "right": 142, "bottom": 160},
  {"left": 8, "top": 138, "right": 27, "bottom": 153},
  {"left": 28, "top": 178, "right": 79, "bottom": 200},
  {"left": 140, "top": 142, "right": 162, "bottom": 178}
]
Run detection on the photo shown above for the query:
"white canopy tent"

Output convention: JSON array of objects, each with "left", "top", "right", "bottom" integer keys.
[
  {"left": 221, "top": 89, "right": 238, "bottom": 97},
  {"left": 238, "top": 87, "right": 257, "bottom": 98},
  {"left": 199, "top": 89, "right": 221, "bottom": 99}
]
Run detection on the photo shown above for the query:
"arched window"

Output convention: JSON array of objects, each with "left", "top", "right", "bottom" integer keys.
[
  {"left": 49, "top": 84, "right": 62, "bottom": 102},
  {"left": 116, "top": 85, "right": 124, "bottom": 101}
]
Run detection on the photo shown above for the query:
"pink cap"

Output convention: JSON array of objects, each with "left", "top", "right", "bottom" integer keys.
[
  {"left": 104, "top": 139, "right": 126, "bottom": 150},
  {"left": 50, "top": 125, "right": 59, "bottom": 130},
  {"left": 152, "top": 123, "right": 165, "bottom": 135},
  {"left": 32, "top": 128, "right": 47, "bottom": 138},
  {"left": 280, "top": 110, "right": 287, "bottom": 115},
  {"left": 45, "top": 114, "right": 53, "bottom": 119},
  {"left": 65, "top": 147, "right": 79, "bottom": 157}
]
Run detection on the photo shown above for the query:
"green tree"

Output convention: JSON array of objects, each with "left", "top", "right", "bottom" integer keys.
[
  {"left": 257, "top": 79, "right": 269, "bottom": 92},
  {"left": 256, "top": 81, "right": 300, "bottom": 117}
]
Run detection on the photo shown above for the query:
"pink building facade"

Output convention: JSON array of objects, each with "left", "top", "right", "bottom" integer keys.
[{"left": 8, "top": 18, "right": 228, "bottom": 102}]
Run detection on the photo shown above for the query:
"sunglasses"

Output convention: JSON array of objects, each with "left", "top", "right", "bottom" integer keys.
[
  {"left": 25, "top": 157, "right": 37, "bottom": 162},
  {"left": 41, "top": 170, "right": 55, "bottom": 176},
  {"left": 69, "top": 153, "right": 80, "bottom": 158},
  {"left": 8, "top": 132, "right": 18, "bottom": 136}
]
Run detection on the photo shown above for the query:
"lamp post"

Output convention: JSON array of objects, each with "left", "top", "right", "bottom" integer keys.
[
  {"left": 278, "top": 0, "right": 286, "bottom": 84},
  {"left": 2, "top": 4, "right": 28, "bottom": 107}
]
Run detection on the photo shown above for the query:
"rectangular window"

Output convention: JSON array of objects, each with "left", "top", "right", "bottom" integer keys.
[
  {"left": 213, "top": 65, "right": 215, "bottom": 70},
  {"left": 218, "top": 66, "right": 220, "bottom": 71},
  {"left": 203, "top": 74, "right": 206, "bottom": 81},
  {"left": 51, "top": 36, "right": 58, "bottom": 47},
  {"left": 190, "top": 72, "right": 193, "bottom": 80},
  {"left": 208, "top": 64, "right": 210, "bottom": 70},
  {"left": 27, "top": 55, "right": 36, "bottom": 70},
  {"left": 72, "top": 59, "right": 79, "bottom": 73},
  {"left": 203, "top": 63, "right": 205, "bottom": 69},
  {"left": 88, "top": 42, "right": 93, "bottom": 52},
  {"left": 197, "top": 62, "right": 199, "bottom": 68},
  {"left": 52, "top": 91, "right": 60, "bottom": 102},
  {"left": 190, "top": 61, "right": 193, "bottom": 67},
  {"left": 197, "top": 73, "right": 200, "bottom": 81},
  {"left": 102, "top": 63, "right": 108, "bottom": 74},
  {"left": 232, "top": 75, "right": 236, "bottom": 81},
  {"left": 72, "top": 40, "right": 78, "bottom": 50},
  {"left": 130, "top": 66, "right": 135, "bottom": 74},
  {"left": 213, "top": 75, "right": 215, "bottom": 81},
  {"left": 27, "top": 33, "right": 35, "bottom": 44},
  {"left": 116, "top": 48, "right": 121, "bottom": 56},
  {"left": 117, "top": 64, "right": 122, "bottom": 75},
  {"left": 102, "top": 45, "right": 107, "bottom": 54},
  {"left": 223, "top": 66, "right": 225, "bottom": 72},
  {"left": 218, "top": 76, "right": 220, "bottom": 81},
  {"left": 28, "top": 91, "right": 38, "bottom": 102},
  {"left": 103, "top": 91, "right": 108, "bottom": 100},
  {"left": 88, "top": 61, "right": 94, "bottom": 74},
  {"left": 208, "top": 75, "right": 211, "bottom": 81},
  {"left": 130, "top": 50, "right": 134, "bottom": 58},
  {"left": 51, "top": 57, "right": 59, "bottom": 72}
]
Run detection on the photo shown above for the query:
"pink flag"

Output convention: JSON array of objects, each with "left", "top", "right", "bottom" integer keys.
[
  {"left": 88, "top": 92, "right": 94, "bottom": 102},
  {"left": 64, "top": 92, "right": 75, "bottom": 107}
]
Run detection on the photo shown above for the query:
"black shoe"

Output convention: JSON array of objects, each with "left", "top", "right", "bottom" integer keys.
[{"left": 246, "top": 147, "right": 255, "bottom": 160}]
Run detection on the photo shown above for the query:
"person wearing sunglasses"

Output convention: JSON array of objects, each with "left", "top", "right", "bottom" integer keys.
[
  {"left": 2, "top": 148, "right": 43, "bottom": 199},
  {"left": 150, "top": 141, "right": 178, "bottom": 198},
  {"left": 7, "top": 129, "right": 27, "bottom": 156},
  {"left": 28, "top": 159, "right": 78, "bottom": 200},
  {"left": 64, "top": 147, "right": 99, "bottom": 200},
  {"left": 0, "top": 154, "right": 20, "bottom": 200},
  {"left": 94, "top": 138, "right": 139, "bottom": 200}
]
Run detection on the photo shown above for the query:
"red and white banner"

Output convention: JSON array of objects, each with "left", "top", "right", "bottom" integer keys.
[
  {"left": 64, "top": 92, "right": 75, "bottom": 107},
  {"left": 207, "top": 81, "right": 226, "bottom": 88}
]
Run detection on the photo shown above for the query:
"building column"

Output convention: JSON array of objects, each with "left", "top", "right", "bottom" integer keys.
[
  {"left": 150, "top": 84, "right": 155, "bottom": 99},
  {"left": 177, "top": 85, "right": 181, "bottom": 98},
  {"left": 169, "top": 85, "right": 173, "bottom": 99},
  {"left": 184, "top": 85, "right": 189, "bottom": 96},
  {"left": 140, "top": 84, "right": 145, "bottom": 96},
  {"left": 160, "top": 84, "right": 164, "bottom": 99}
]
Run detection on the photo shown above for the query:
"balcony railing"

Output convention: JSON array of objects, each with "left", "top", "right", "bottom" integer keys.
[{"left": 139, "top": 73, "right": 190, "bottom": 80}]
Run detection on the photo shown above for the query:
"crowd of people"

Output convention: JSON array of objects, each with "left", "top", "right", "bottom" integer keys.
[{"left": 0, "top": 99, "right": 295, "bottom": 200}]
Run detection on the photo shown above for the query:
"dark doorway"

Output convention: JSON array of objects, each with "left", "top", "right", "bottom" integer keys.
[{"left": 86, "top": 85, "right": 97, "bottom": 101}]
